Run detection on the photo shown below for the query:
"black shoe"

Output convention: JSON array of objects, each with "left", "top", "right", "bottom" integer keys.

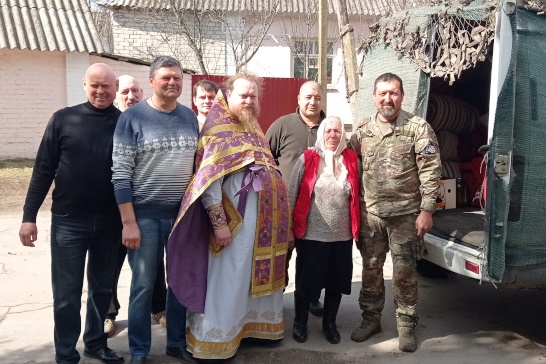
[
  {"left": 323, "top": 321, "right": 341, "bottom": 344},
  {"left": 128, "top": 358, "right": 146, "bottom": 364},
  {"left": 83, "top": 347, "right": 124, "bottom": 363},
  {"left": 241, "top": 337, "right": 283, "bottom": 345},
  {"left": 309, "top": 299, "right": 324, "bottom": 317},
  {"left": 292, "top": 321, "right": 308, "bottom": 343},
  {"left": 166, "top": 346, "right": 198, "bottom": 364}
]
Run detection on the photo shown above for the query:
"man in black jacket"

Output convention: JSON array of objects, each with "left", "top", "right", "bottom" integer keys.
[{"left": 19, "top": 63, "right": 124, "bottom": 364}]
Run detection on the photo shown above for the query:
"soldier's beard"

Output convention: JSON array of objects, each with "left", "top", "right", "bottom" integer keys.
[
  {"left": 232, "top": 106, "right": 260, "bottom": 128},
  {"left": 379, "top": 105, "right": 396, "bottom": 117}
]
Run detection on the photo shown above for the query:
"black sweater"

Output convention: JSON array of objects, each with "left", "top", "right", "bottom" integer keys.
[{"left": 23, "top": 102, "right": 121, "bottom": 223}]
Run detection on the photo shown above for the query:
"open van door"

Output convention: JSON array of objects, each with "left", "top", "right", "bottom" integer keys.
[
  {"left": 486, "top": 3, "right": 546, "bottom": 284},
  {"left": 352, "top": 0, "right": 546, "bottom": 286}
]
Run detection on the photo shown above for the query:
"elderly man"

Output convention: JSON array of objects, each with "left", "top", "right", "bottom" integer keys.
[
  {"left": 112, "top": 56, "right": 198, "bottom": 364},
  {"left": 192, "top": 79, "right": 218, "bottom": 131},
  {"left": 266, "top": 80, "right": 326, "bottom": 316},
  {"left": 105, "top": 75, "right": 169, "bottom": 337},
  {"left": 349, "top": 73, "right": 441, "bottom": 352},
  {"left": 19, "top": 63, "right": 124, "bottom": 364},
  {"left": 115, "top": 75, "right": 143, "bottom": 111},
  {"left": 168, "top": 72, "right": 291, "bottom": 361}
]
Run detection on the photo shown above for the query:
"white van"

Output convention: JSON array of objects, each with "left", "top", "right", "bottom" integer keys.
[{"left": 352, "top": 0, "right": 546, "bottom": 285}]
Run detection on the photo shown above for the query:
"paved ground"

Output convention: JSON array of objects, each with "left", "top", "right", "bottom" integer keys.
[{"left": 1, "top": 210, "right": 546, "bottom": 363}]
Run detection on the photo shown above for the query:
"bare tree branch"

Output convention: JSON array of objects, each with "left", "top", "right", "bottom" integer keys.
[
  {"left": 89, "top": 0, "right": 114, "bottom": 52},
  {"left": 279, "top": 8, "right": 320, "bottom": 81},
  {"left": 222, "top": 0, "right": 281, "bottom": 72},
  {"left": 97, "top": 0, "right": 282, "bottom": 74}
]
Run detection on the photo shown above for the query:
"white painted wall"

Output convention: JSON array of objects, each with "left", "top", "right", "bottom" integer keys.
[
  {"left": 66, "top": 52, "right": 90, "bottom": 106},
  {"left": 0, "top": 50, "right": 193, "bottom": 158},
  {"left": 107, "top": 9, "right": 376, "bottom": 127},
  {"left": 243, "top": 17, "right": 373, "bottom": 125},
  {"left": 0, "top": 49, "right": 66, "bottom": 158}
]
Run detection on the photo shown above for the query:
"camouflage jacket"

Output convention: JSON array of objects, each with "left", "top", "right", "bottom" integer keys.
[{"left": 349, "top": 110, "right": 441, "bottom": 217}]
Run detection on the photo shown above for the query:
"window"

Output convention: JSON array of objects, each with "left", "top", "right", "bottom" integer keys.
[{"left": 293, "top": 40, "right": 334, "bottom": 83}]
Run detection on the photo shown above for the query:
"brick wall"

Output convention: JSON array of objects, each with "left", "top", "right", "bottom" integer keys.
[
  {"left": 0, "top": 49, "right": 66, "bottom": 158},
  {"left": 0, "top": 50, "right": 194, "bottom": 159},
  {"left": 111, "top": 9, "right": 226, "bottom": 74}
]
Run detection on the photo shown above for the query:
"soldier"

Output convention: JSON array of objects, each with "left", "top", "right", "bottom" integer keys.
[{"left": 349, "top": 73, "right": 441, "bottom": 352}]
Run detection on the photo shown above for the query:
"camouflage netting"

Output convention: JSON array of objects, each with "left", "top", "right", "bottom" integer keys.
[
  {"left": 358, "top": 0, "right": 546, "bottom": 85},
  {"left": 521, "top": 0, "right": 546, "bottom": 13},
  {"left": 358, "top": 0, "right": 497, "bottom": 85}
]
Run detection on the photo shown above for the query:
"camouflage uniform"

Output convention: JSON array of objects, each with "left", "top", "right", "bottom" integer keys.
[{"left": 349, "top": 109, "right": 441, "bottom": 323}]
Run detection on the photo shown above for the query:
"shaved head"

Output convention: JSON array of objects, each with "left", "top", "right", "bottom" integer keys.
[
  {"left": 297, "top": 81, "right": 323, "bottom": 124},
  {"left": 84, "top": 63, "right": 116, "bottom": 81},
  {"left": 83, "top": 63, "right": 118, "bottom": 109},
  {"left": 299, "top": 81, "right": 323, "bottom": 96}
]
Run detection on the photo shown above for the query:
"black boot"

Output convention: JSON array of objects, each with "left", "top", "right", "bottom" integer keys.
[
  {"left": 293, "top": 291, "right": 310, "bottom": 343},
  {"left": 322, "top": 292, "right": 341, "bottom": 344},
  {"left": 322, "top": 318, "right": 340, "bottom": 344},
  {"left": 309, "top": 299, "right": 324, "bottom": 316},
  {"left": 292, "top": 321, "right": 308, "bottom": 343}
]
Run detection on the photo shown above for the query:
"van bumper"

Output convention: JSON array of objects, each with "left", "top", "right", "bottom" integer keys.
[{"left": 422, "top": 233, "right": 485, "bottom": 281}]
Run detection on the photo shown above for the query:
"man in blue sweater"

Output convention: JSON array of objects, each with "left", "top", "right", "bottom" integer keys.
[
  {"left": 106, "top": 74, "right": 170, "bottom": 338},
  {"left": 19, "top": 63, "right": 124, "bottom": 364},
  {"left": 111, "top": 56, "right": 198, "bottom": 364}
]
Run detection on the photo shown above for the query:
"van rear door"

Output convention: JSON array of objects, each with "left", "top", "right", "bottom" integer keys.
[{"left": 486, "top": 5, "right": 546, "bottom": 284}]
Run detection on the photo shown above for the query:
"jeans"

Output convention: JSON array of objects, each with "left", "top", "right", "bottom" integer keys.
[
  {"left": 127, "top": 217, "right": 187, "bottom": 357},
  {"left": 107, "top": 243, "right": 166, "bottom": 318},
  {"left": 50, "top": 213, "right": 121, "bottom": 364}
]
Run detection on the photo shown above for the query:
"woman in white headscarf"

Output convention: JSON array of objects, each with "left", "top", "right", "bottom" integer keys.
[{"left": 288, "top": 116, "right": 360, "bottom": 345}]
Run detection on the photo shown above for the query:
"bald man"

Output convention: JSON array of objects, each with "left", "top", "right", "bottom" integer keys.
[
  {"left": 115, "top": 75, "right": 143, "bottom": 111},
  {"left": 266, "top": 80, "right": 327, "bottom": 317},
  {"left": 19, "top": 63, "right": 124, "bottom": 363}
]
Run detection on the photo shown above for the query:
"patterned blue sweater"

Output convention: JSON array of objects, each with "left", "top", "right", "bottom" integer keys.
[{"left": 112, "top": 101, "right": 198, "bottom": 219}]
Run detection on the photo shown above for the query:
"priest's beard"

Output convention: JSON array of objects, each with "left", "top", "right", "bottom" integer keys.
[{"left": 232, "top": 105, "right": 261, "bottom": 129}]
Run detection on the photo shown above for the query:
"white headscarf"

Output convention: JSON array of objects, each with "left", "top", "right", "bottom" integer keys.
[{"left": 312, "top": 116, "right": 348, "bottom": 180}]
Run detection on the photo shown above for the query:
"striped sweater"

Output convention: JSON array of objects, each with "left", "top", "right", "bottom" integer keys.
[{"left": 112, "top": 101, "right": 198, "bottom": 219}]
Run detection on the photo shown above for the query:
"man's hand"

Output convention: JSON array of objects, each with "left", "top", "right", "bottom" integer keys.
[
  {"left": 122, "top": 221, "right": 141, "bottom": 250},
  {"left": 416, "top": 210, "right": 433, "bottom": 236},
  {"left": 118, "top": 202, "right": 140, "bottom": 249},
  {"left": 214, "top": 226, "right": 232, "bottom": 247},
  {"left": 19, "top": 222, "right": 38, "bottom": 247}
]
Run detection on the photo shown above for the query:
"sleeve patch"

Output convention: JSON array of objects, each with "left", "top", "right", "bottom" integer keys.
[{"left": 423, "top": 143, "right": 437, "bottom": 155}]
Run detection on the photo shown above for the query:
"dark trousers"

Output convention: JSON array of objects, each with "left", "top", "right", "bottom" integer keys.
[
  {"left": 107, "top": 243, "right": 166, "bottom": 318},
  {"left": 50, "top": 213, "right": 121, "bottom": 364},
  {"left": 286, "top": 247, "right": 321, "bottom": 303},
  {"left": 294, "top": 239, "right": 353, "bottom": 323}
]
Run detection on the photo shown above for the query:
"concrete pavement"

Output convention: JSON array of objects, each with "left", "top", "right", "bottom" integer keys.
[{"left": 1, "top": 211, "right": 545, "bottom": 363}]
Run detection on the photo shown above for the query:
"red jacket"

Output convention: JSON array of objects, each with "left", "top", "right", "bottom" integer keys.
[{"left": 293, "top": 149, "right": 360, "bottom": 240}]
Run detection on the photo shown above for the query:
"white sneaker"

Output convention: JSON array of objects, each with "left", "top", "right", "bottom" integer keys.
[
  {"left": 151, "top": 311, "right": 167, "bottom": 328},
  {"left": 104, "top": 318, "right": 116, "bottom": 338}
]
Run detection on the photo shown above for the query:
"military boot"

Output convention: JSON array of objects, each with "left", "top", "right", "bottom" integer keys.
[
  {"left": 396, "top": 313, "right": 418, "bottom": 352},
  {"left": 350, "top": 314, "right": 381, "bottom": 342}
]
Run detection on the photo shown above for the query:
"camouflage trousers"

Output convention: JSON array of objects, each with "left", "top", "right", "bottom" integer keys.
[{"left": 356, "top": 211, "right": 424, "bottom": 321}]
